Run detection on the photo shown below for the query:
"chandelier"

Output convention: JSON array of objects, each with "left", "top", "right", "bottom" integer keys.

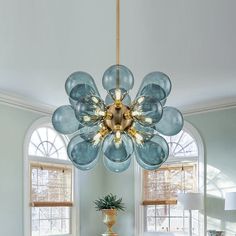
[{"left": 52, "top": 0, "right": 184, "bottom": 172}]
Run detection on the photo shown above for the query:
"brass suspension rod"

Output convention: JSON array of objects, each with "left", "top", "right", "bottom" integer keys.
[{"left": 116, "top": 0, "right": 120, "bottom": 65}]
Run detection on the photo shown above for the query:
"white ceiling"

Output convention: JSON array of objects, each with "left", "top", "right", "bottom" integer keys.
[{"left": 0, "top": 0, "right": 236, "bottom": 112}]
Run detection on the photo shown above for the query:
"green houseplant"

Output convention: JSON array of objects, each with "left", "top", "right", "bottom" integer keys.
[
  {"left": 94, "top": 194, "right": 125, "bottom": 236},
  {"left": 94, "top": 193, "right": 125, "bottom": 211}
]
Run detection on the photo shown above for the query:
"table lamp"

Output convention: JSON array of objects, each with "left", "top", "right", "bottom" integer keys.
[
  {"left": 178, "top": 193, "right": 204, "bottom": 236},
  {"left": 225, "top": 192, "right": 236, "bottom": 211}
]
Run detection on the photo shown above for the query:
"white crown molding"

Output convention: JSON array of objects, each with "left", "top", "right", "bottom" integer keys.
[
  {"left": 1, "top": 89, "right": 236, "bottom": 116},
  {"left": 0, "top": 90, "right": 54, "bottom": 115},
  {"left": 182, "top": 98, "right": 236, "bottom": 116}
]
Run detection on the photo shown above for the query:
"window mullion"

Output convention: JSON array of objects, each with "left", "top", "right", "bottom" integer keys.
[{"left": 168, "top": 205, "right": 170, "bottom": 232}]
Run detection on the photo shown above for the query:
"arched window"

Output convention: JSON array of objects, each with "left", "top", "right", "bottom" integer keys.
[
  {"left": 135, "top": 121, "right": 205, "bottom": 236},
  {"left": 24, "top": 117, "right": 78, "bottom": 236},
  {"left": 28, "top": 126, "right": 67, "bottom": 159}
]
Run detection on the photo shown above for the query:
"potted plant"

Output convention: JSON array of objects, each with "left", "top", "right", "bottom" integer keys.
[{"left": 94, "top": 193, "right": 125, "bottom": 236}]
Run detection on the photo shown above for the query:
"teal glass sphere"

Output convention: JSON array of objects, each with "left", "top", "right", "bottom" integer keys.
[
  {"left": 135, "top": 134, "right": 169, "bottom": 167},
  {"left": 155, "top": 106, "right": 184, "bottom": 136},
  {"left": 135, "top": 154, "right": 162, "bottom": 170},
  {"left": 104, "top": 156, "right": 131, "bottom": 173},
  {"left": 79, "top": 125, "right": 101, "bottom": 141},
  {"left": 103, "top": 133, "right": 134, "bottom": 162},
  {"left": 137, "top": 72, "right": 172, "bottom": 98},
  {"left": 102, "top": 65, "right": 134, "bottom": 96},
  {"left": 69, "top": 84, "right": 96, "bottom": 101},
  {"left": 140, "top": 83, "right": 166, "bottom": 102},
  {"left": 67, "top": 135, "right": 101, "bottom": 170},
  {"left": 74, "top": 96, "right": 105, "bottom": 126},
  {"left": 65, "top": 71, "right": 100, "bottom": 96},
  {"left": 52, "top": 105, "right": 80, "bottom": 134}
]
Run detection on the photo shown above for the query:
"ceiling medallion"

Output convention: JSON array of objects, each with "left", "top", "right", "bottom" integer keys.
[{"left": 52, "top": 0, "right": 184, "bottom": 172}]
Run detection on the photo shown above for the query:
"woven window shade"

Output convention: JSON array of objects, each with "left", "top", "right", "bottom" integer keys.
[
  {"left": 143, "top": 163, "right": 197, "bottom": 205},
  {"left": 30, "top": 162, "right": 73, "bottom": 207}
]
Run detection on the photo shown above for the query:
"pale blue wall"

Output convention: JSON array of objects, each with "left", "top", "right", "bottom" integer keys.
[
  {"left": 78, "top": 158, "right": 107, "bottom": 236},
  {"left": 102, "top": 159, "right": 135, "bottom": 236},
  {"left": 186, "top": 108, "right": 236, "bottom": 182},
  {"left": 0, "top": 104, "right": 40, "bottom": 236}
]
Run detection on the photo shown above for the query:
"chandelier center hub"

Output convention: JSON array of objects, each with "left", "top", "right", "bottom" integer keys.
[{"left": 104, "top": 102, "right": 133, "bottom": 132}]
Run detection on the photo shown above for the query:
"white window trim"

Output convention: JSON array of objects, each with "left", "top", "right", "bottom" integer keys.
[
  {"left": 134, "top": 121, "right": 206, "bottom": 236},
  {"left": 23, "top": 117, "right": 80, "bottom": 236}
]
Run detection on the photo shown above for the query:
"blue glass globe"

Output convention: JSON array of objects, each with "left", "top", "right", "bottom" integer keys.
[
  {"left": 155, "top": 106, "right": 184, "bottom": 136},
  {"left": 73, "top": 158, "right": 100, "bottom": 171},
  {"left": 65, "top": 71, "right": 100, "bottom": 96},
  {"left": 74, "top": 96, "right": 105, "bottom": 127},
  {"left": 69, "top": 84, "right": 96, "bottom": 101},
  {"left": 102, "top": 65, "right": 134, "bottom": 97},
  {"left": 52, "top": 105, "right": 80, "bottom": 134},
  {"left": 132, "top": 122, "right": 154, "bottom": 141},
  {"left": 67, "top": 135, "right": 101, "bottom": 170},
  {"left": 135, "top": 154, "right": 162, "bottom": 170},
  {"left": 69, "top": 97, "right": 77, "bottom": 109},
  {"left": 103, "top": 133, "right": 134, "bottom": 162},
  {"left": 78, "top": 125, "right": 101, "bottom": 141},
  {"left": 140, "top": 83, "right": 166, "bottom": 102},
  {"left": 103, "top": 156, "right": 131, "bottom": 173},
  {"left": 132, "top": 96, "right": 163, "bottom": 126},
  {"left": 135, "top": 134, "right": 169, "bottom": 168},
  {"left": 137, "top": 72, "right": 172, "bottom": 98}
]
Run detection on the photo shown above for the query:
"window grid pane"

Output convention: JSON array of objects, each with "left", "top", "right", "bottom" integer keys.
[
  {"left": 143, "top": 163, "right": 198, "bottom": 203},
  {"left": 31, "top": 163, "right": 72, "bottom": 204},
  {"left": 32, "top": 207, "right": 71, "bottom": 236},
  {"left": 145, "top": 205, "right": 197, "bottom": 233},
  {"left": 162, "top": 130, "right": 198, "bottom": 158}
]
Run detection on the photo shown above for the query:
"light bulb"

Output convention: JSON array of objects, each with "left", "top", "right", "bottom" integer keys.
[
  {"left": 135, "top": 133, "right": 144, "bottom": 145},
  {"left": 93, "top": 133, "right": 102, "bottom": 146},
  {"left": 114, "top": 131, "right": 122, "bottom": 148},
  {"left": 115, "top": 89, "right": 122, "bottom": 100},
  {"left": 128, "top": 127, "right": 144, "bottom": 145}
]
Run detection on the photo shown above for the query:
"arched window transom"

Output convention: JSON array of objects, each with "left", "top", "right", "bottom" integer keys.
[{"left": 28, "top": 126, "right": 67, "bottom": 160}]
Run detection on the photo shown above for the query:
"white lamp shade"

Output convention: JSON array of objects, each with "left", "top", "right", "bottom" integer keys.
[
  {"left": 178, "top": 193, "right": 204, "bottom": 210},
  {"left": 225, "top": 192, "right": 236, "bottom": 210}
]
